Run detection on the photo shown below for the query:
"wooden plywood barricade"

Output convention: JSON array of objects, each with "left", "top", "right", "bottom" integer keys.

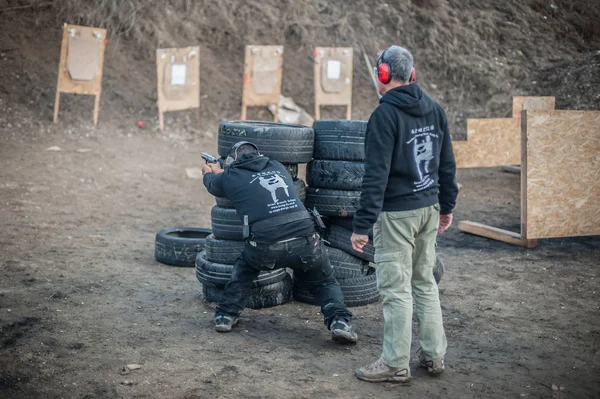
[
  {"left": 241, "top": 45, "right": 283, "bottom": 121},
  {"left": 521, "top": 110, "right": 600, "bottom": 239},
  {"left": 313, "top": 47, "right": 353, "bottom": 120},
  {"left": 453, "top": 118, "right": 520, "bottom": 167},
  {"left": 453, "top": 96, "right": 555, "bottom": 168},
  {"left": 156, "top": 46, "right": 200, "bottom": 130},
  {"left": 54, "top": 24, "right": 107, "bottom": 125}
]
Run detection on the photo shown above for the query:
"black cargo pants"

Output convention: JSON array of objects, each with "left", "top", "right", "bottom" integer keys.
[{"left": 215, "top": 233, "right": 353, "bottom": 328}]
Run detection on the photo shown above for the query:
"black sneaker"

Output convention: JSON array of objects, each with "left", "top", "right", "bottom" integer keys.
[
  {"left": 330, "top": 318, "right": 358, "bottom": 344},
  {"left": 214, "top": 314, "right": 239, "bottom": 333}
]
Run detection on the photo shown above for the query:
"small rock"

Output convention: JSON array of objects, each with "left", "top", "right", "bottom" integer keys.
[
  {"left": 551, "top": 384, "right": 558, "bottom": 391},
  {"left": 45, "top": 146, "right": 62, "bottom": 151},
  {"left": 121, "top": 380, "right": 134, "bottom": 386},
  {"left": 126, "top": 364, "right": 142, "bottom": 370},
  {"left": 76, "top": 148, "right": 92, "bottom": 153}
]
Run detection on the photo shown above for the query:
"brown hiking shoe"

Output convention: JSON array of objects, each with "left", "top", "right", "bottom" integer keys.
[
  {"left": 355, "top": 358, "right": 411, "bottom": 383},
  {"left": 418, "top": 349, "right": 445, "bottom": 376}
]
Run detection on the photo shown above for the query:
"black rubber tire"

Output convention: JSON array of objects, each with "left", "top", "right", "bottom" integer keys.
[
  {"left": 312, "top": 120, "right": 367, "bottom": 161},
  {"left": 210, "top": 206, "right": 243, "bottom": 241},
  {"left": 293, "top": 274, "right": 379, "bottom": 307},
  {"left": 215, "top": 196, "right": 234, "bottom": 209},
  {"left": 326, "top": 224, "right": 375, "bottom": 262},
  {"left": 324, "top": 246, "right": 369, "bottom": 279},
  {"left": 195, "top": 251, "right": 287, "bottom": 288},
  {"left": 305, "top": 188, "right": 361, "bottom": 217},
  {"left": 434, "top": 254, "right": 444, "bottom": 284},
  {"left": 217, "top": 121, "right": 314, "bottom": 164},
  {"left": 154, "top": 228, "right": 211, "bottom": 267},
  {"left": 337, "top": 275, "right": 380, "bottom": 306},
  {"left": 306, "top": 160, "right": 364, "bottom": 191},
  {"left": 326, "top": 216, "right": 373, "bottom": 238},
  {"left": 203, "top": 274, "right": 293, "bottom": 309},
  {"left": 284, "top": 164, "right": 299, "bottom": 180},
  {"left": 215, "top": 179, "right": 305, "bottom": 208},
  {"left": 204, "top": 234, "right": 245, "bottom": 264}
]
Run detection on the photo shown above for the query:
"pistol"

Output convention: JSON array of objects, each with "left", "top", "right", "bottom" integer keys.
[{"left": 201, "top": 152, "right": 218, "bottom": 164}]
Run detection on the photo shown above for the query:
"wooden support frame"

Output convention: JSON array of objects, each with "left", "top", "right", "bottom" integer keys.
[
  {"left": 458, "top": 221, "right": 537, "bottom": 248},
  {"left": 156, "top": 46, "right": 200, "bottom": 131},
  {"left": 313, "top": 47, "right": 353, "bottom": 120},
  {"left": 54, "top": 24, "right": 107, "bottom": 125},
  {"left": 240, "top": 45, "right": 283, "bottom": 122},
  {"left": 501, "top": 165, "right": 521, "bottom": 174}
]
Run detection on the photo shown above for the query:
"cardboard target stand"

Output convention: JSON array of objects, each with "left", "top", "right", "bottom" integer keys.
[
  {"left": 156, "top": 46, "right": 200, "bottom": 130},
  {"left": 313, "top": 47, "right": 353, "bottom": 120},
  {"left": 240, "top": 45, "right": 283, "bottom": 121},
  {"left": 54, "top": 24, "right": 107, "bottom": 125}
]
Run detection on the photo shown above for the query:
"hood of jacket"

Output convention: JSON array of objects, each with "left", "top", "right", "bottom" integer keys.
[
  {"left": 380, "top": 84, "right": 435, "bottom": 117},
  {"left": 231, "top": 153, "right": 270, "bottom": 172}
]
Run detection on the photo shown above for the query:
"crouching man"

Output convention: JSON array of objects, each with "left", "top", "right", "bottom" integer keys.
[{"left": 202, "top": 140, "right": 358, "bottom": 344}]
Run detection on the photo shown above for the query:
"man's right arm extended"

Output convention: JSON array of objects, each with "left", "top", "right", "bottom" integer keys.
[{"left": 203, "top": 167, "right": 227, "bottom": 198}]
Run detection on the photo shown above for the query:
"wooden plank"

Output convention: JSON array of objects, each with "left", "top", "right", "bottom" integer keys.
[
  {"left": 501, "top": 165, "right": 521, "bottom": 174},
  {"left": 512, "top": 96, "right": 555, "bottom": 119},
  {"left": 453, "top": 118, "right": 519, "bottom": 168},
  {"left": 458, "top": 221, "right": 538, "bottom": 248},
  {"left": 523, "top": 110, "right": 600, "bottom": 239},
  {"left": 313, "top": 47, "right": 353, "bottom": 120},
  {"left": 520, "top": 110, "right": 529, "bottom": 239}
]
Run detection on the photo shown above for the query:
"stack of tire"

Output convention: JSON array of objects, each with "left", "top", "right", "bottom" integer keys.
[
  {"left": 294, "top": 120, "right": 379, "bottom": 307},
  {"left": 195, "top": 121, "right": 314, "bottom": 309},
  {"left": 300, "top": 120, "right": 445, "bottom": 307}
]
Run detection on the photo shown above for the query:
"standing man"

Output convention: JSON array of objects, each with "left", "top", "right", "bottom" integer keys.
[
  {"left": 202, "top": 141, "right": 358, "bottom": 344},
  {"left": 352, "top": 46, "right": 458, "bottom": 383}
]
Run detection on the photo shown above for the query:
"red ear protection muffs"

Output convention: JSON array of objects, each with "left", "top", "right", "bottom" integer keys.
[
  {"left": 377, "top": 47, "right": 416, "bottom": 84},
  {"left": 377, "top": 48, "right": 392, "bottom": 84}
]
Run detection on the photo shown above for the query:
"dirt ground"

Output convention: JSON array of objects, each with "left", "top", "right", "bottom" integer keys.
[{"left": 1, "top": 113, "right": 599, "bottom": 399}]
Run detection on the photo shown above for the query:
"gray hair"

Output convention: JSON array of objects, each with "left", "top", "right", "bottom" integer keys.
[{"left": 378, "top": 46, "right": 414, "bottom": 83}]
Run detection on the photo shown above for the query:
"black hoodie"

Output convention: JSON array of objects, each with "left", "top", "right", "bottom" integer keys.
[
  {"left": 204, "top": 153, "right": 314, "bottom": 243},
  {"left": 352, "top": 84, "right": 458, "bottom": 235}
]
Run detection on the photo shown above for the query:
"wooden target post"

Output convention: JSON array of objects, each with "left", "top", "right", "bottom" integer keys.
[
  {"left": 313, "top": 47, "right": 353, "bottom": 120},
  {"left": 156, "top": 46, "right": 200, "bottom": 130},
  {"left": 54, "top": 24, "right": 107, "bottom": 125},
  {"left": 241, "top": 45, "right": 283, "bottom": 122}
]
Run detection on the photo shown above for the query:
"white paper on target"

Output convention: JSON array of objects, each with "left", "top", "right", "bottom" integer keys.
[
  {"left": 171, "top": 64, "right": 186, "bottom": 85},
  {"left": 326, "top": 60, "right": 341, "bottom": 79}
]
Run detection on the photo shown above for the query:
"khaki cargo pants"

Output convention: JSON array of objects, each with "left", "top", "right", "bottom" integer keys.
[{"left": 373, "top": 204, "right": 447, "bottom": 368}]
